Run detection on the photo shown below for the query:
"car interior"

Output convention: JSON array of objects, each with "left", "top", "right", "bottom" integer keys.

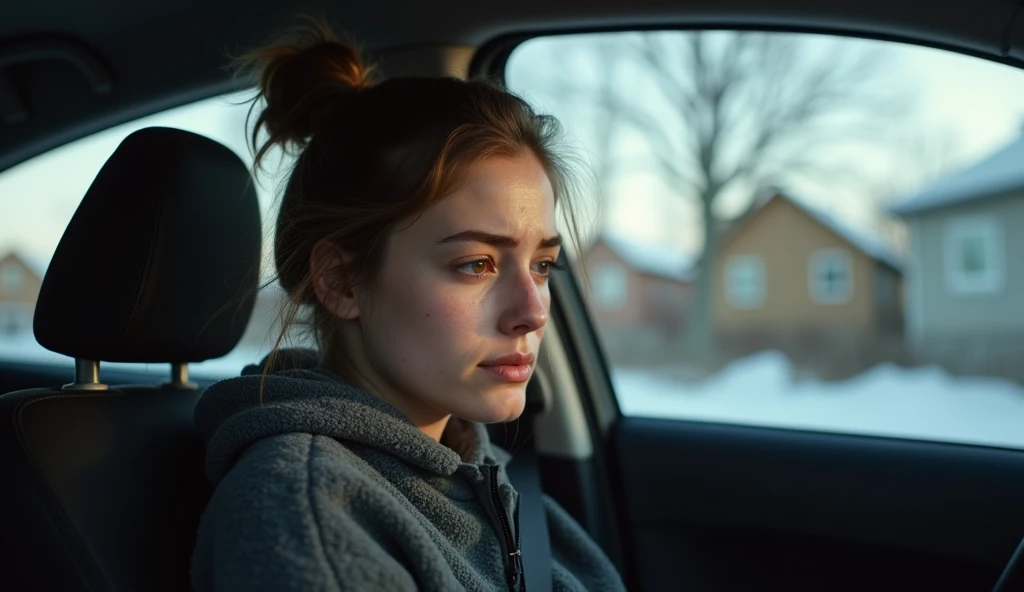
[{"left": 3, "top": 1, "right": 1024, "bottom": 591}]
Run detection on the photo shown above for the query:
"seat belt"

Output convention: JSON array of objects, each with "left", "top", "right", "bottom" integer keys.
[
  {"left": 506, "top": 434, "right": 552, "bottom": 592},
  {"left": 505, "top": 372, "right": 553, "bottom": 592},
  {"left": 992, "top": 535, "right": 1024, "bottom": 592}
]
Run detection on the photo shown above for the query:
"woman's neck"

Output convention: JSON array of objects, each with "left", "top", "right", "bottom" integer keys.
[{"left": 322, "top": 346, "right": 452, "bottom": 442}]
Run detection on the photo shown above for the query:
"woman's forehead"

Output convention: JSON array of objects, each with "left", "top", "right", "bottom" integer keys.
[{"left": 418, "top": 156, "right": 558, "bottom": 240}]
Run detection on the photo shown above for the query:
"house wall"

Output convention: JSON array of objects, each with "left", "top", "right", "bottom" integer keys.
[
  {"left": 579, "top": 243, "right": 646, "bottom": 328},
  {"left": 0, "top": 303, "right": 35, "bottom": 338},
  {"left": 874, "top": 265, "right": 903, "bottom": 333},
  {"left": 712, "top": 197, "right": 878, "bottom": 336},
  {"left": 0, "top": 255, "right": 43, "bottom": 305},
  {"left": 579, "top": 243, "right": 692, "bottom": 365},
  {"left": 904, "top": 191, "right": 1024, "bottom": 361},
  {"left": 0, "top": 255, "right": 43, "bottom": 340}
]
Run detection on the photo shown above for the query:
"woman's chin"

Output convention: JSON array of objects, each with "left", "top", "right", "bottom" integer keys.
[{"left": 457, "top": 391, "right": 527, "bottom": 425}]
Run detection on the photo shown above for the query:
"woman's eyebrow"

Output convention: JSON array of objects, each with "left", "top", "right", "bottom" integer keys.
[{"left": 437, "top": 230, "right": 562, "bottom": 249}]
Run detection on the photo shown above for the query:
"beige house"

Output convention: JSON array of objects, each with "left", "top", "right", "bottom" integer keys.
[
  {"left": 0, "top": 251, "right": 46, "bottom": 338},
  {"left": 712, "top": 193, "right": 903, "bottom": 347},
  {"left": 580, "top": 235, "right": 695, "bottom": 364}
]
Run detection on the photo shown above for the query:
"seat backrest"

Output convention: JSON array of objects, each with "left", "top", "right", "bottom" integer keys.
[
  {"left": 0, "top": 127, "right": 262, "bottom": 592},
  {"left": 1, "top": 386, "right": 210, "bottom": 592}
]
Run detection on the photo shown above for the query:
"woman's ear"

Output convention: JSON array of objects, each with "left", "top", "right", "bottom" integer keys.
[{"left": 310, "top": 240, "right": 360, "bottom": 320}]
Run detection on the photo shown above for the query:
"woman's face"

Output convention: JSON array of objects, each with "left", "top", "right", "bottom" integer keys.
[{"left": 341, "top": 152, "right": 560, "bottom": 428}]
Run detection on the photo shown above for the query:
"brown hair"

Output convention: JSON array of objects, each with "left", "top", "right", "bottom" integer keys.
[{"left": 237, "top": 21, "right": 587, "bottom": 378}]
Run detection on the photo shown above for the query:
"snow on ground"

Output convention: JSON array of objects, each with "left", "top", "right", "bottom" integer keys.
[{"left": 614, "top": 350, "right": 1024, "bottom": 450}]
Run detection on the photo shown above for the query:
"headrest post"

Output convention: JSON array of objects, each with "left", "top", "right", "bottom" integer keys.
[
  {"left": 166, "top": 363, "right": 197, "bottom": 390},
  {"left": 62, "top": 359, "right": 108, "bottom": 391}
]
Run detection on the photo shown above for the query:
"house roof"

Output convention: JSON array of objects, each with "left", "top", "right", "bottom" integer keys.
[
  {"left": 592, "top": 234, "right": 697, "bottom": 282},
  {"left": 888, "top": 130, "right": 1024, "bottom": 216},
  {"left": 0, "top": 250, "right": 49, "bottom": 282},
  {"left": 725, "top": 192, "right": 904, "bottom": 272},
  {"left": 21, "top": 254, "right": 50, "bottom": 281},
  {"left": 788, "top": 196, "right": 904, "bottom": 271}
]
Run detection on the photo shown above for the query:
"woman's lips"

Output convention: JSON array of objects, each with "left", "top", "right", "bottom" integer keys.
[
  {"left": 477, "top": 364, "right": 533, "bottom": 383},
  {"left": 478, "top": 352, "right": 534, "bottom": 383}
]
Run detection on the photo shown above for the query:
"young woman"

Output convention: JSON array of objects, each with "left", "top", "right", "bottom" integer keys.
[{"left": 191, "top": 22, "right": 625, "bottom": 592}]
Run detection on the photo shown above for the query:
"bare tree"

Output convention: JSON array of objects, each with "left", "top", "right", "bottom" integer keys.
[
  {"left": 868, "top": 125, "right": 964, "bottom": 250},
  {"left": 556, "top": 31, "right": 906, "bottom": 352},
  {"left": 875, "top": 125, "right": 964, "bottom": 203},
  {"left": 590, "top": 40, "right": 623, "bottom": 231},
  {"left": 516, "top": 38, "right": 632, "bottom": 221}
]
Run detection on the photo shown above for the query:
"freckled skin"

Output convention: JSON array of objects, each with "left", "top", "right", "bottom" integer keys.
[{"left": 322, "top": 153, "right": 559, "bottom": 440}]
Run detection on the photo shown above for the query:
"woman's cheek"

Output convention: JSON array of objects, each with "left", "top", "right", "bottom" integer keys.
[{"left": 435, "top": 295, "right": 479, "bottom": 336}]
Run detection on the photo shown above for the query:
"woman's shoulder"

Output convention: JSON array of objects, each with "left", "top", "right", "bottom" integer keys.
[
  {"left": 220, "top": 433, "right": 375, "bottom": 497},
  {"left": 194, "top": 434, "right": 422, "bottom": 592}
]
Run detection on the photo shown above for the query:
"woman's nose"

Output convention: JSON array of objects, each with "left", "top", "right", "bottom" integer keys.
[{"left": 497, "top": 271, "right": 548, "bottom": 336}]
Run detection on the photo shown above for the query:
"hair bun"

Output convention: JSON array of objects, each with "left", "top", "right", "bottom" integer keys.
[{"left": 239, "top": 21, "right": 375, "bottom": 160}]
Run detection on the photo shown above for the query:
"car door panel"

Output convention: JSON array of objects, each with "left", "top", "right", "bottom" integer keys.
[{"left": 612, "top": 417, "right": 1024, "bottom": 591}]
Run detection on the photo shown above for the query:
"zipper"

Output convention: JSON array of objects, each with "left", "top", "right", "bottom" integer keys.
[{"left": 489, "top": 465, "right": 524, "bottom": 591}]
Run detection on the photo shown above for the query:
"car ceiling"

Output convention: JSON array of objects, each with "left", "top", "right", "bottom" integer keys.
[{"left": 2, "top": 0, "right": 1023, "bottom": 173}]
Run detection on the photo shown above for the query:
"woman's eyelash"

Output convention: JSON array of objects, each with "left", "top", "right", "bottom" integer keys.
[
  {"left": 531, "top": 260, "right": 566, "bottom": 276},
  {"left": 453, "top": 256, "right": 565, "bottom": 278},
  {"left": 454, "top": 259, "right": 496, "bottom": 276}
]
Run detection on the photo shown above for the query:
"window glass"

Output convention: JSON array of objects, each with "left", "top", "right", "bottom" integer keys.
[
  {"left": 724, "top": 255, "right": 765, "bottom": 309},
  {"left": 944, "top": 216, "right": 1004, "bottom": 295},
  {"left": 593, "top": 262, "right": 628, "bottom": 310},
  {"left": 507, "top": 30, "right": 1024, "bottom": 449},
  {"left": 809, "top": 249, "right": 853, "bottom": 304},
  {"left": 0, "top": 93, "right": 301, "bottom": 378}
]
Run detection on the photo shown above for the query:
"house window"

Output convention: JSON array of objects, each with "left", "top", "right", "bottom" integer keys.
[
  {"left": 944, "top": 216, "right": 1004, "bottom": 295},
  {"left": 725, "top": 255, "right": 765, "bottom": 309},
  {"left": 809, "top": 249, "right": 853, "bottom": 305},
  {"left": 593, "top": 262, "right": 628, "bottom": 310},
  {"left": 1, "top": 265, "right": 24, "bottom": 292}
]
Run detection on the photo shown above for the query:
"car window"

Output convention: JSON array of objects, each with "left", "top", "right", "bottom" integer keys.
[
  {"left": 0, "top": 93, "right": 302, "bottom": 378},
  {"left": 507, "top": 31, "right": 1024, "bottom": 449}
]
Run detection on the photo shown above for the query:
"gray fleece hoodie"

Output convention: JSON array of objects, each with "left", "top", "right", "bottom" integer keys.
[{"left": 190, "top": 368, "right": 626, "bottom": 592}]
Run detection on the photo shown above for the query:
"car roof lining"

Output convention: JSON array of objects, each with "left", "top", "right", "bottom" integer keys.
[{"left": 2, "top": 0, "right": 1024, "bottom": 173}]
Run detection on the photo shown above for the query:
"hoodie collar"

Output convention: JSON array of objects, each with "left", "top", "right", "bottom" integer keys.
[{"left": 195, "top": 368, "right": 507, "bottom": 485}]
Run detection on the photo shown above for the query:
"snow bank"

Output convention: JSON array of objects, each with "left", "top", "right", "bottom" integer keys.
[{"left": 614, "top": 350, "right": 1024, "bottom": 449}]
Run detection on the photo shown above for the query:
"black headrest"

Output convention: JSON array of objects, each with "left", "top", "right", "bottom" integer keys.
[{"left": 33, "top": 127, "right": 262, "bottom": 363}]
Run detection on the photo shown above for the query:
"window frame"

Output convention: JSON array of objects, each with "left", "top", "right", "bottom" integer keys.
[
  {"left": 943, "top": 215, "right": 1005, "bottom": 296},
  {"left": 592, "top": 261, "right": 629, "bottom": 310},
  {"left": 808, "top": 248, "right": 854, "bottom": 305},
  {"left": 724, "top": 254, "right": 766, "bottom": 310}
]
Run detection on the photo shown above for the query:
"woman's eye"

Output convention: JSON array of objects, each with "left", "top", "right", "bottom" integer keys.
[
  {"left": 456, "top": 259, "right": 495, "bottom": 276},
  {"left": 532, "top": 260, "right": 564, "bottom": 276}
]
